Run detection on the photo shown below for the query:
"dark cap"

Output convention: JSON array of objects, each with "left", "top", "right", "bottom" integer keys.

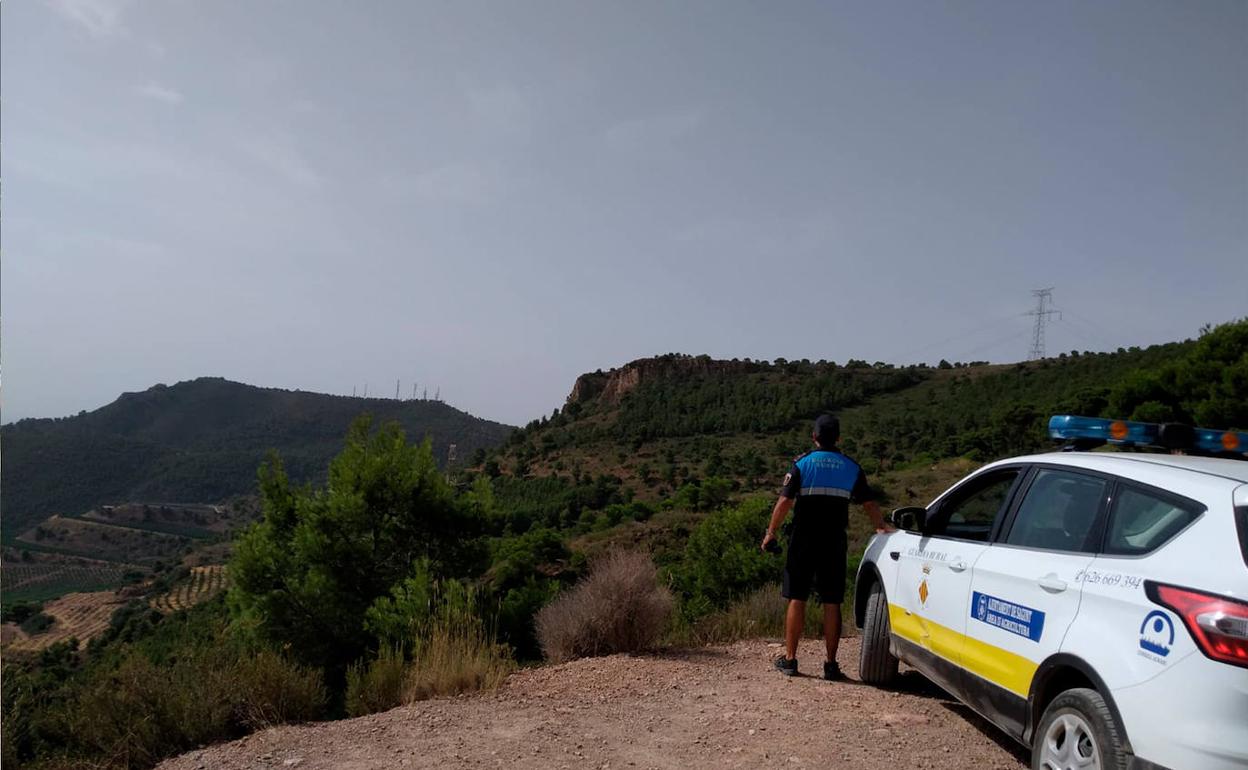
[{"left": 814, "top": 414, "right": 840, "bottom": 446}]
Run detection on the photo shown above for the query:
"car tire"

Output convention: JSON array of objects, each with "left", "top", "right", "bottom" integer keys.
[
  {"left": 858, "top": 579, "right": 899, "bottom": 685},
  {"left": 1031, "top": 688, "right": 1129, "bottom": 770}
]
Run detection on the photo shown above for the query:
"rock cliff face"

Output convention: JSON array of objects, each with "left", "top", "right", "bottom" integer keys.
[{"left": 566, "top": 355, "right": 764, "bottom": 407}]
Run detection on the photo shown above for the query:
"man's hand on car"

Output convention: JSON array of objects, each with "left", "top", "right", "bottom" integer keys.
[{"left": 875, "top": 523, "right": 897, "bottom": 534}]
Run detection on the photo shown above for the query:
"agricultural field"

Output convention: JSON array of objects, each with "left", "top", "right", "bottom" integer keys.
[
  {"left": 151, "top": 565, "right": 229, "bottom": 613},
  {"left": 15, "top": 515, "right": 193, "bottom": 565},
  {"left": 80, "top": 502, "right": 243, "bottom": 539},
  {"left": 1, "top": 590, "right": 128, "bottom": 655},
  {"left": 0, "top": 550, "right": 144, "bottom": 603}
]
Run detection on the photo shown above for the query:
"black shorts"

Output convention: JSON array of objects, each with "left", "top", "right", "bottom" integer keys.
[{"left": 781, "top": 530, "right": 848, "bottom": 604}]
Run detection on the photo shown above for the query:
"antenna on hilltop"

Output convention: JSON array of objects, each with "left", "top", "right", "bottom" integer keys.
[
  {"left": 395, "top": 379, "right": 400, "bottom": 400},
  {"left": 411, "top": 382, "right": 417, "bottom": 400},
  {"left": 1027, "top": 288, "right": 1061, "bottom": 360},
  {"left": 435, "top": 387, "right": 440, "bottom": 402}
]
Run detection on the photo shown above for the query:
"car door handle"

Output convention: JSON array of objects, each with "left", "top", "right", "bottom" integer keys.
[
  {"left": 889, "top": 551, "right": 900, "bottom": 561},
  {"left": 1038, "top": 575, "right": 1068, "bottom": 593},
  {"left": 949, "top": 560, "right": 968, "bottom": 573}
]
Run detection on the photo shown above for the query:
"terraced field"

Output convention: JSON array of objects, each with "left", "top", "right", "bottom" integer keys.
[
  {"left": 1, "top": 550, "right": 145, "bottom": 603},
  {"left": 151, "top": 565, "right": 229, "bottom": 613},
  {"left": 16, "top": 515, "right": 193, "bottom": 565},
  {"left": 2, "top": 590, "right": 127, "bottom": 654}
]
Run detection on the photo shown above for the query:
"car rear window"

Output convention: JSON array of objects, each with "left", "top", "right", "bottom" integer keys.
[
  {"left": 1005, "top": 469, "right": 1107, "bottom": 553},
  {"left": 1103, "top": 484, "right": 1204, "bottom": 556}
]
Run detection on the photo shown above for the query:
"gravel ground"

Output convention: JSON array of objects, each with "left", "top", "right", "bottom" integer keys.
[{"left": 158, "top": 638, "right": 1029, "bottom": 770}]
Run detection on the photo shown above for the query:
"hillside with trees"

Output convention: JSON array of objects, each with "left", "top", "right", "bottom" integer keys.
[
  {"left": 1, "top": 378, "right": 515, "bottom": 536},
  {"left": 3, "top": 319, "right": 1244, "bottom": 770},
  {"left": 483, "top": 334, "right": 1216, "bottom": 518}
]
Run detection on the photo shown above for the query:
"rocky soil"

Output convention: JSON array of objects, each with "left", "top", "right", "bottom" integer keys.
[{"left": 159, "top": 638, "right": 1028, "bottom": 770}]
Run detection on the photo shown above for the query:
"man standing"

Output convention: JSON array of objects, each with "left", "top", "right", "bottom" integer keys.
[{"left": 760, "top": 414, "right": 892, "bottom": 679}]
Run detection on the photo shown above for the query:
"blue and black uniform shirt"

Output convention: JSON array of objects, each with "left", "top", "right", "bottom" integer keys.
[{"left": 780, "top": 449, "right": 873, "bottom": 536}]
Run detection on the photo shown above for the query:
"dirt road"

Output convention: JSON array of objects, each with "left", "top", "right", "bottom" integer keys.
[{"left": 159, "top": 638, "right": 1028, "bottom": 770}]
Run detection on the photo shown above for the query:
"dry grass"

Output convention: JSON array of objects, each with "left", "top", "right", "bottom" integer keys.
[
  {"left": 536, "top": 550, "right": 675, "bottom": 663},
  {"left": 403, "top": 621, "right": 514, "bottom": 701},
  {"left": 347, "top": 606, "right": 514, "bottom": 717},
  {"left": 346, "top": 647, "right": 407, "bottom": 718},
  {"left": 669, "top": 583, "right": 826, "bottom": 646}
]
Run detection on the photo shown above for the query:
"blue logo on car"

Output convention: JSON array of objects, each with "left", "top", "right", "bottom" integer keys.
[
  {"left": 1139, "top": 610, "right": 1175, "bottom": 657},
  {"left": 970, "top": 591, "right": 1046, "bottom": 642}
]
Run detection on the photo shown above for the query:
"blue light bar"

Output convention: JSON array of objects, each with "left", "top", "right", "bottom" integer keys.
[
  {"left": 1049, "top": 415, "right": 1248, "bottom": 456},
  {"left": 1193, "top": 426, "right": 1248, "bottom": 455},
  {"left": 1048, "top": 415, "right": 1158, "bottom": 445}
]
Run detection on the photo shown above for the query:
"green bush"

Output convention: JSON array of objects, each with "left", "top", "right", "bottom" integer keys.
[
  {"left": 2, "top": 602, "right": 326, "bottom": 770},
  {"left": 667, "top": 497, "right": 777, "bottom": 619},
  {"left": 50, "top": 641, "right": 324, "bottom": 769},
  {"left": 1, "top": 600, "right": 41, "bottom": 625},
  {"left": 19, "top": 612, "right": 55, "bottom": 636},
  {"left": 496, "top": 576, "right": 562, "bottom": 660}
]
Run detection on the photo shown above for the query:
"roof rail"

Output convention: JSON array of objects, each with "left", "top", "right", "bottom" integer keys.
[{"left": 1048, "top": 415, "right": 1247, "bottom": 461}]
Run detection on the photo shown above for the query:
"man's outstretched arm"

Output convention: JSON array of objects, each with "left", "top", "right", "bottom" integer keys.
[
  {"left": 760, "top": 496, "right": 794, "bottom": 551},
  {"left": 863, "top": 500, "right": 895, "bottom": 534}
]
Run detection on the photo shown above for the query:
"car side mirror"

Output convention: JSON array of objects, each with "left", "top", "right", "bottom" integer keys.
[{"left": 890, "top": 506, "right": 927, "bottom": 532}]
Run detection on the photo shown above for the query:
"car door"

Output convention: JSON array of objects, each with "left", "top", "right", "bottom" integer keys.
[
  {"left": 964, "top": 466, "right": 1111, "bottom": 737},
  {"left": 888, "top": 466, "right": 1025, "bottom": 696}
]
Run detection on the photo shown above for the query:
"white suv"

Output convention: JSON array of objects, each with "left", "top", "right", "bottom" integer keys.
[{"left": 854, "top": 417, "right": 1248, "bottom": 770}]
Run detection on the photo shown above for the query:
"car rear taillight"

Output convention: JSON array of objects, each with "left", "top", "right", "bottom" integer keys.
[{"left": 1146, "top": 581, "right": 1248, "bottom": 668}]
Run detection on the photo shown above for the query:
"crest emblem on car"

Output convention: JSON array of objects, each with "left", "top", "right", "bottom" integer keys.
[{"left": 1139, "top": 610, "right": 1175, "bottom": 658}]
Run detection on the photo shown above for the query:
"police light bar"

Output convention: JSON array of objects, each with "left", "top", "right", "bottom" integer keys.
[
  {"left": 1048, "top": 415, "right": 1248, "bottom": 457},
  {"left": 1048, "top": 415, "right": 1157, "bottom": 445}
]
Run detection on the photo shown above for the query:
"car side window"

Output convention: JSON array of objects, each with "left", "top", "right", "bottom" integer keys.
[
  {"left": 1004, "top": 469, "right": 1108, "bottom": 553},
  {"left": 928, "top": 470, "right": 1019, "bottom": 542},
  {"left": 1103, "top": 484, "right": 1203, "bottom": 556}
]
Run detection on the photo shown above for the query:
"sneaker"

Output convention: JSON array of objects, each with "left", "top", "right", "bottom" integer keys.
[
  {"left": 823, "top": 661, "right": 844, "bottom": 681},
  {"left": 774, "top": 656, "right": 798, "bottom": 677}
]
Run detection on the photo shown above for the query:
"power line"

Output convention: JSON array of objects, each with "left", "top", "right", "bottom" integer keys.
[
  {"left": 1026, "top": 288, "right": 1061, "bottom": 360},
  {"left": 885, "top": 311, "right": 1031, "bottom": 364},
  {"left": 954, "top": 327, "right": 1032, "bottom": 361}
]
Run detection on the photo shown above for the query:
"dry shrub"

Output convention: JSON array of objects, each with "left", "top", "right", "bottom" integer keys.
[
  {"left": 234, "top": 648, "right": 327, "bottom": 729},
  {"left": 536, "top": 550, "right": 674, "bottom": 663},
  {"left": 61, "top": 645, "right": 325, "bottom": 768}
]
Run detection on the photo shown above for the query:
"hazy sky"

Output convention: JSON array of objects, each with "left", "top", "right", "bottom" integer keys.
[{"left": 3, "top": 0, "right": 1245, "bottom": 426}]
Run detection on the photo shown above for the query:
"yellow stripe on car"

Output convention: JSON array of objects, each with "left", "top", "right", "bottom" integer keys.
[{"left": 889, "top": 604, "right": 1039, "bottom": 697}]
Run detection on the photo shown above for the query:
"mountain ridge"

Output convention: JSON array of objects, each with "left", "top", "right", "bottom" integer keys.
[{"left": 1, "top": 377, "right": 515, "bottom": 535}]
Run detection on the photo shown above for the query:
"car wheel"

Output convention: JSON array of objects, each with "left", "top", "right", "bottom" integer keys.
[
  {"left": 1032, "top": 688, "right": 1129, "bottom": 770},
  {"left": 858, "top": 579, "right": 898, "bottom": 685}
]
